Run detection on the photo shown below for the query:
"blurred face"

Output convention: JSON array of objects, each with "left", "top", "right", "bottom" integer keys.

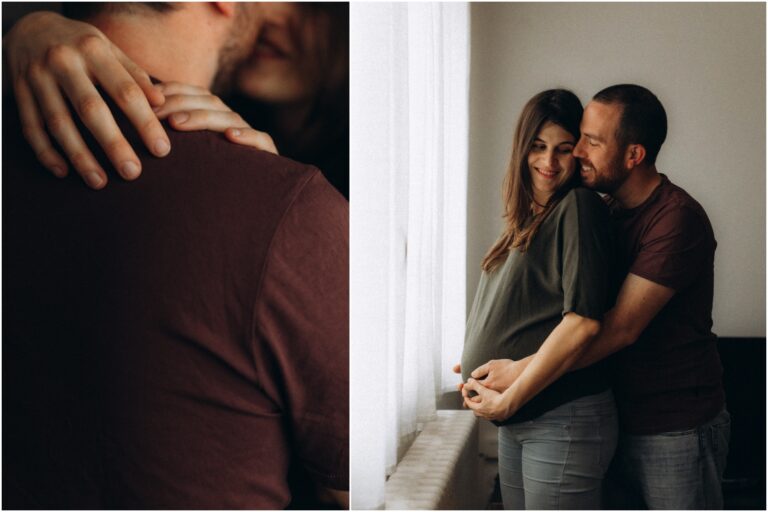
[
  {"left": 213, "top": 3, "right": 262, "bottom": 93},
  {"left": 573, "top": 101, "right": 629, "bottom": 193},
  {"left": 526, "top": 122, "right": 577, "bottom": 205},
  {"left": 235, "top": 3, "right": 326, "bottom": 104}
]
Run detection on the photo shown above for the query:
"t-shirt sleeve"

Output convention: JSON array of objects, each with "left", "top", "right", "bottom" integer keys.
[
  {"left": 629, "top": 204, "right": 709, "bottom": 291},
  {"left": 251, "top": 169, "right": 349, "bottom": 491},
  {"left": 560, "top": 190, "right": 615, "bottom": 320}
]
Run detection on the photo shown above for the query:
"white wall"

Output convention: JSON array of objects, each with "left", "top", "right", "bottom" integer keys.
[{"left": 468, "top": 2, "right": 766, "bottom": 337}]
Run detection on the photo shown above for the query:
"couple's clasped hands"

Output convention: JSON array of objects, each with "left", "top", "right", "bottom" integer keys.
[
  {"left": 452, "top": 359, "right": 525, "bottom": 421},
  {"left": 6, "top": 11, "right": 277, "bottom": 189}
]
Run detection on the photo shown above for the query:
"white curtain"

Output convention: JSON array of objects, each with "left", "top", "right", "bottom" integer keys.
[{"left": 350, "top": 3, "right": 469, "bottom": 509}]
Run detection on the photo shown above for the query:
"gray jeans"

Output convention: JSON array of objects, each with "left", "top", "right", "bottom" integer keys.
[
  {"left": 604, "top": 408, "right": 731, "bottom": 509},
  {"left": 497, "top": 389, "right": 618, "bottom": 509}
]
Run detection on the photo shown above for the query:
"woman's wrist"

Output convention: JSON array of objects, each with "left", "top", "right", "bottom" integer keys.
[{"left": 500, "top": 384, "right": 523, "bottom": 418}]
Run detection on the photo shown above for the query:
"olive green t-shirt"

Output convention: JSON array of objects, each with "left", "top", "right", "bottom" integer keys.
[{"left": 461, "top": 188, "right": 618, "bottom": 423}]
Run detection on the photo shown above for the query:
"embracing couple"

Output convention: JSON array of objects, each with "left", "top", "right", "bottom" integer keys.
[
  {"left": 456, "top": 86, "right": 729, "bottom": 510},
  {"left": 4, "top": 3, "right": 348, "bottom": 509}
]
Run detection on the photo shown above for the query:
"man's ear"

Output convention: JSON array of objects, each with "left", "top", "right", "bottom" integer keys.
[
  {"left": 625, "top": 144, "right": 647, "bottom": 169},
  {"left": 212, "top": 2, "right": 237, "bottom": 17}
]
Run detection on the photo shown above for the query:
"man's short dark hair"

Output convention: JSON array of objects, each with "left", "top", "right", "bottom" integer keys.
[
  {"left": 593, "top": 84, "right": 667, "bottom": 165},
  {"left": 63, "top": 2, "right": 178, "bottom": 21}
]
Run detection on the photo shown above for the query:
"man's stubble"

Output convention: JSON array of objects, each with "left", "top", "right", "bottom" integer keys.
[
  {"left": 587, "top": 151, "right": 631, "bottom": 195},
  {"left": 212, "top": 4, "right": 262, "bottom": 95}
]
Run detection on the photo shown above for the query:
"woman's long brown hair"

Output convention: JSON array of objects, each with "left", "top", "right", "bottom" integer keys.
[{"left": 481, "top": 89, "right": 584, "bottom": 272}]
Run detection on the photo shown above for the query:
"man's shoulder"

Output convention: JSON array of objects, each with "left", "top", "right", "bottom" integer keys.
[
  {"left": 148, "top": 125, "right": 320, "bottom": 199},
  {"left": 651, "top": 174, "right": 712, "bottom": 230},
  {"left": 658, "top": 174, "right": 705, "bottom": 209},
  {"left": 611, "top": 174, "right": 711, "bottom": 231}
]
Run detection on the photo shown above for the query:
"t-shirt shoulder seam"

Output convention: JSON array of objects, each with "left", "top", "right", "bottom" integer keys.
[{"left": 248, "top": 166, "right": 321, "bottom": 358}]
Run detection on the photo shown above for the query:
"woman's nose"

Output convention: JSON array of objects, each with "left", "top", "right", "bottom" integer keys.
[{"left": 545, "top": 151, "right": 559, "bottom": 168}]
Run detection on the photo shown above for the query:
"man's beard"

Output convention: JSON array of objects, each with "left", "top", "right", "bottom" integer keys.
[
  {"left": 212, "top": 5, "right": 260, "bottom": 95},
  {"left": 584, "top": 153, "right": 630, "bottom": 194}
]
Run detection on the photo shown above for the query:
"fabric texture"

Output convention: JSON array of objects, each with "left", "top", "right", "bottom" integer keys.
[
  {"left": 606, "top": 174, "right": 725, "bottom": 434},
  {"left": 497, "top": 390, "right": 618, "bottom": 509},
  {"left": 2, "top": 92, "right": 348, "bottom": 508},
  {"left": 461, "top": 187, "right": 619, "bottom": 423}
]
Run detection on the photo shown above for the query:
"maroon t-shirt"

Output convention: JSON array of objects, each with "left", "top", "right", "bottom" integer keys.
[
  {"left": 3, "top": 96, "right": 349, "bottom": 508},
  {"left": 607, "top": 174, "right": 725, "bottom": 434}
]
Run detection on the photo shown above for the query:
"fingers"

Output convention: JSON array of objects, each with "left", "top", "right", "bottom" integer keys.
[
  {"left": 156, "top": 81, "right": 209, "bottom": 96},
  {"left": 470, "top": 361, "right": 490, "bottom": 379},
  {"left": 463, "top": 378, "right": 489, "bottom": 397},
  {"left": 225, "top": 128, "right": 278, "bottom": 154},
  {"left": 155, "top": 94, "right": 232, "bottom": 120},
  {"left": 452, "top": 364, "right": 462, "bottom": 374},
  {"left": 88, "top": 44, "right": 170, "bottom": 159},
  {"left": 29, "top": 65, "right": 107, "bottom": 189},
  {"left": 153, "top": 87, "right": 278, "bottom": 155},
  {"left": 463, "top": 380, "right": 487, "bottom": 415},
  {"left": 166, "top": 109, "right": 248, "bottom": 132},
  {"left": 113, "top": 44, "right": 165, "bottom": 107},
  {"left": 463, "top": 394, "right": 483, "bottom": 412},
  {"left": 14, "top": 77, "right": 69, "bottom": 178},
  {"left": 53, "top": 58, "right": 142, "bottom": 182}
]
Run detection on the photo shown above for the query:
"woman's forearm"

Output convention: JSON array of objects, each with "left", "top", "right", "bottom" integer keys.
[{"left": 497, "top": 312, "right": 600, "bottom": 416}]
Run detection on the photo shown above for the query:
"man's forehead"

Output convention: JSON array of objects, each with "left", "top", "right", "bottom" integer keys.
[{"left": 582, "top": 101, "right": 621, "bottom": 132}]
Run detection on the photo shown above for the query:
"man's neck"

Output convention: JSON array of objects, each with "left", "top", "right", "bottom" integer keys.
[
  {"left": 612, "top": 165, "right": 662, "bottom": 209},
  {"left": 89, "top": 7, "right": 220, "bottom": 89}
]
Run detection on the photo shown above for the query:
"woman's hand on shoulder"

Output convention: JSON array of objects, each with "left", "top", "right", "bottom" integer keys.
[
  {"left": 5, "top": 10, "right": 169, "bottom": 188},
  {"left": 154, "top": 82, "right": 278, "bottom": 155}
]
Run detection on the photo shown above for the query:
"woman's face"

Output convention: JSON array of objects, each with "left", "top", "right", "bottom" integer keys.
[
  {"left": 235, "top": 3, "right": 326, "bottom": 104},
  {"left": 526, "top": 122, "right": 577, "bottom": 205}
]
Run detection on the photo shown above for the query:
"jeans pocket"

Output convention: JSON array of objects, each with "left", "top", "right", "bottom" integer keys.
[{"left": 709, "top": 411, "right": 731, "bottom": 455}]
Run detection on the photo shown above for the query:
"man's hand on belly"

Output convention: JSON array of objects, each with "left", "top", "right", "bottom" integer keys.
[{"left": 470, "top": 358, "right": 532, "bottom": 392}]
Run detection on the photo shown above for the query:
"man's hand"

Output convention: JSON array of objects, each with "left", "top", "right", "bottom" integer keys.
[
  {"left": 5, "top": 11, "right": 169, "bottom": 188},
  {"left": 462, "top": 378, "right": 514, "bottom": 421},
  {"left": 469, "top": 358, "right": 525, "bottom": 392}
]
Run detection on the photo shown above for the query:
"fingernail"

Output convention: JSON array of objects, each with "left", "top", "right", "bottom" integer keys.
[
  {"left": 154, "top": 139, "right": 170, "bottom": 156},
  {"left": 230, "top": 129, "right": 241, "bottom": 137},
  {"left": 122, "top": 161, "right": 140, "bottom": 180},
  {"left": 170, "top": 112, "right": 189, "bottom": 125},
  {"left": 85, "top": 172, "right": 105, "bottom": 189},
  {"left": 50, "top": 166, "right": 67, "bottom": 178}
]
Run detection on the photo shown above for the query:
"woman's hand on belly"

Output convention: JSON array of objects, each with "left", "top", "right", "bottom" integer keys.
[{"left": 462, "top": 378, "right": 516, "bottom": 421}]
